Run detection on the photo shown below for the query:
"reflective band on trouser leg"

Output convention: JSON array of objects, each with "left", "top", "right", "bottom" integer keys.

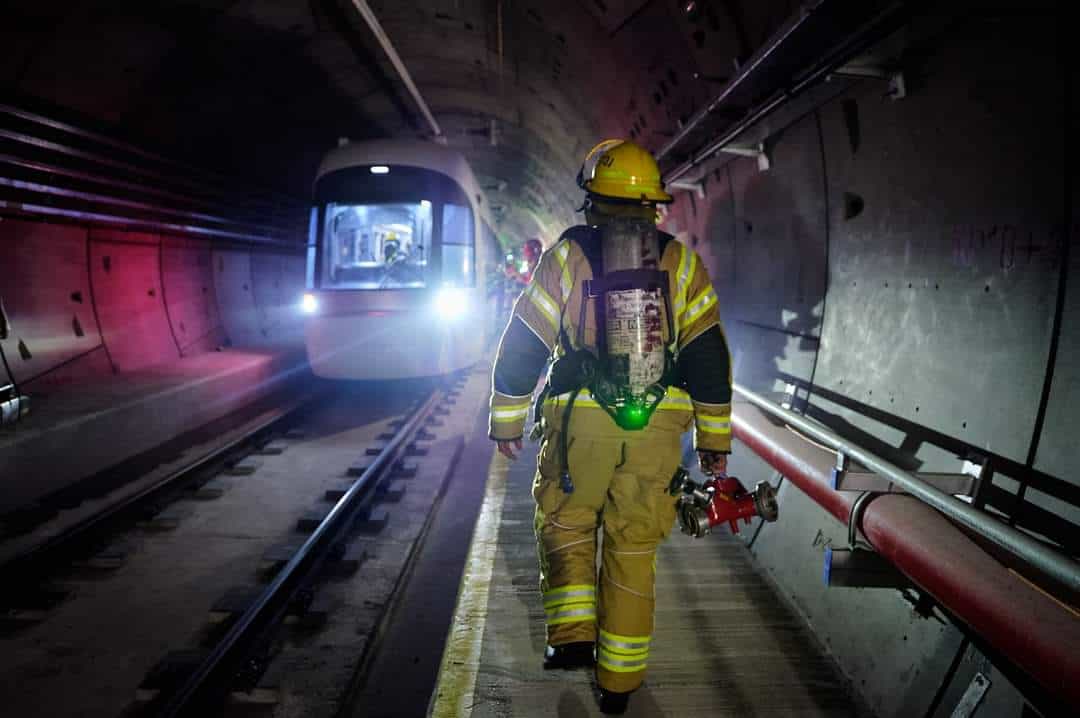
[
  {"left": 597, "top": 629, "right": 650, "bottom": 673},
  {"left": 536, "top": 506, "right": 600, "bottom": 644},
  {"left": 543, "top": 584, "right": 597, "bottom": 627},
  {"left": 525, "top": 283, "right": 561, "bottom": 333}
]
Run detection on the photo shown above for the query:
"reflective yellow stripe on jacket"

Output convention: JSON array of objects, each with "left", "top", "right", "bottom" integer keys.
[
  {"left": 545, "top": 387, "right": 693, "bottom": 413},
  {"left": 491, "top": 399, "right": 532, "bottom": 425},
  {"left": 680, "top": 286, "right": 718, "bottom": 329},
  {"left": 671, "top": 243, "right": 696, "bottom": 338},
  {"left": 524, "top": 281, "right": 561, "bottom": 334},
  {"left": 696, "top": 414, "right": 731, "bottom": 435},
  {"left": 553, "top": 241, "right": 573, "bottom": 302},
  {"left": 692, "top": 399, "right": 732, "bottom": 452}
]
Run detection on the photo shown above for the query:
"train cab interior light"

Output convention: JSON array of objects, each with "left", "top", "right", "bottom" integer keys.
[{"left": 370, "top": 165, "right": 390, "bottom": 175}]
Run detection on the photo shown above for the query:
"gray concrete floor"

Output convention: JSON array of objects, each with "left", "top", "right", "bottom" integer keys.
[{"left": 431, "top": 440, "right": 869, "bottom": 717}]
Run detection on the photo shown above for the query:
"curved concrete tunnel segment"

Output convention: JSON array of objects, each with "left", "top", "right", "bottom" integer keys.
[
  {"left": 88, "top": 231, "right": 181, "bottom": 373},
  {"left": 0, "top": 213, "right": 309, "bottom": 513}
]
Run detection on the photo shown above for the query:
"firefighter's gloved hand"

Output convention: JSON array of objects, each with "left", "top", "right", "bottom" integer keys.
[
  {"left": 698, "top": 450, "right": 728, "bottom": 478},
  {"left": 496, "top": 438, "right": 523, "bottom": 461}
]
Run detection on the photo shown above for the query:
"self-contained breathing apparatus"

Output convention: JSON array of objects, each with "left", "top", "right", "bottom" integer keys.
[
  {"left": 586, "top": 216, "right": 676, "bottom": 430},
  {"left": 536, "top": 217, "right": 678, "bottom": 494}
]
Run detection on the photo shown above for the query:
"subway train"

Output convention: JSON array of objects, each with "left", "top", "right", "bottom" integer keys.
[{"left": 301, "top": 139, "right": 501, "bottom": 379}]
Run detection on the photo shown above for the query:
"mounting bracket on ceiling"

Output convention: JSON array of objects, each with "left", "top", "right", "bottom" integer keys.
[
  {"left": 668, "top": 179, "right": 705, "bottom": 199},
  {"left": 719, "top": 141, "right": 771, "bottom": 172},
  {"left": 829, "top": 64, "right": 906, "bottom": 100}
]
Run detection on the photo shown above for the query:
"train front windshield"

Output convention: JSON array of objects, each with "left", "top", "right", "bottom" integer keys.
[
  {"left": 314, "top": 166, "right": 475, "bottom": 291},
  {"left": 323, "top": 202, "right": 431, "bottom": 289}
]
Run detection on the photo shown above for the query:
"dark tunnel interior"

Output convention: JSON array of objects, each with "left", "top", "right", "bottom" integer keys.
[{"left": 0, "top": 1, "right": 1076, "bottom": 717}]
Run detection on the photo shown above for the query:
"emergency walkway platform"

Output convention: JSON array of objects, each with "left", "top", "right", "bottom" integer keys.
[{"left": 429, "top": 444, "right": 867, "bottom": 717}]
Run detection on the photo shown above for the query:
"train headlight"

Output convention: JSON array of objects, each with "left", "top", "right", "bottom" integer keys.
[
  {"left": 301, "top": 293, "right": 319, "bottom": 314},
  {"left": 435, "top": 287, "right": 469, "bottom": 320}
]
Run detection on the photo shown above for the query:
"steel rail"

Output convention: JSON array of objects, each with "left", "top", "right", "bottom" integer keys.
[
  {"left": 0, "top": 394, "right": 318, "bottom": 590},
  {"left": 663, "top": 1, "right": 911, "bottom": 183},
  {"left": 733, "top": 383, "right": 1080, "bottom": 592},
  {"left": 158, "top": 389, "right": 444, "bottom": 717}
]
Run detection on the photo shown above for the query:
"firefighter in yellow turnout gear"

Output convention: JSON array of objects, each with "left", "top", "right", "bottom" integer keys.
[{"left": 489, "top": 140, "right": 733, "bottom": 714}]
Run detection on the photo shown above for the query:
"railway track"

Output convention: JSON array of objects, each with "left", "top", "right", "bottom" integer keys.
[
  {"left": 0, "top": 393, "right": 322, "bottom": 597},
  {"left": 0, "top": 370, "right": 481, "bottom": 717}
]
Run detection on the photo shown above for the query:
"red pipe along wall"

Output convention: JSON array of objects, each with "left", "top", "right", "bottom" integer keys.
[{"left": 733, "top": 404, "right": 1080, "bottom": 709}]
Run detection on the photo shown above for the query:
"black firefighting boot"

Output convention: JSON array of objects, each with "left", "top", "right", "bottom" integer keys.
[
  {"left": 542, "top": 641, "right": 595, "bottom": 670},
  {"left": 598, "top": 688, "right": 631, "bottom": 715}
]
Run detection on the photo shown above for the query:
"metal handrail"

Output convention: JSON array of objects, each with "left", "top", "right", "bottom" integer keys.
[{"left": 733, "top": 383, "right": 1080, "bottom": 593}]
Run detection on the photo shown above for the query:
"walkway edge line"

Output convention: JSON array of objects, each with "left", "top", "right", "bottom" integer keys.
[{"left": 427, "top": 450, "right": 510, "bottom": 717}]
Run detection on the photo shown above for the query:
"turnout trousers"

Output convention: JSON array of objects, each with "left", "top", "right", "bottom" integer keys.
[{"left": 533, "top": 403, "right": 687, "bottom": 693}]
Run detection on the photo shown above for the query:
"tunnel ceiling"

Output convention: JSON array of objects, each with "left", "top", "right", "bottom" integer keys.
[{"left": 2, "top": 0, "right": 804, "bottom": 245}]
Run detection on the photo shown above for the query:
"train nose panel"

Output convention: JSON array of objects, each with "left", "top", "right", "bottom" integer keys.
[{"left": 305, "top": 312, "right": 482, "bottom": 379}]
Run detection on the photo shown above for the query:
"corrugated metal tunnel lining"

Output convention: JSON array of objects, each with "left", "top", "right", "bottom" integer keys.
[{"left": 1, "top": 1, "right": 1076, "bottom": 717}]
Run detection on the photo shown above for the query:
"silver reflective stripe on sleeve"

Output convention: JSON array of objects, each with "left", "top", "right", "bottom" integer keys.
[{"left": 696, "top": 415, "right": 731, "bottom": 434}]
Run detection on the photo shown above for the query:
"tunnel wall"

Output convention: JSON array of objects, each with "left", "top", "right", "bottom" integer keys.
[
  {"left": 161, "top": 236, "right": 227, "bottom": 357},
  {"left": 1, "top": 217, "right": 306, "bottom": 393},
  {"left": 663, "top": 14, "right": 1070, "bottom": 718},
  {"left": 0, "top": 214, "right": 308, "bottom": 512}
]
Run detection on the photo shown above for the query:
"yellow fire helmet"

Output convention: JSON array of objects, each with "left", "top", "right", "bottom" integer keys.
[{"left": 576, "top": 139, "right": 673, "bottom": 204}]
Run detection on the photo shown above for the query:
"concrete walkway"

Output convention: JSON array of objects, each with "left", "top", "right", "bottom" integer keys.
[{"left": 430, "top": 443, "right": 867, "bottom": 717}]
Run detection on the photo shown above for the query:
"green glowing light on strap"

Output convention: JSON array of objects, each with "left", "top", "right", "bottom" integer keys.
[{"left": 618, "top": 403, "right": 649, "bottom": 430}]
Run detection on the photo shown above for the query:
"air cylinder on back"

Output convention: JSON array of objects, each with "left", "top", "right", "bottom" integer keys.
[{"left": 598, "top": 218, "right": 668, "bottom": 395}]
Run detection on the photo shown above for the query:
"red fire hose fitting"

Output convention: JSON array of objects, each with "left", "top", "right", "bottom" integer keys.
[{"left": 669, "top": 468, "right": 779, "bottom": 538}]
